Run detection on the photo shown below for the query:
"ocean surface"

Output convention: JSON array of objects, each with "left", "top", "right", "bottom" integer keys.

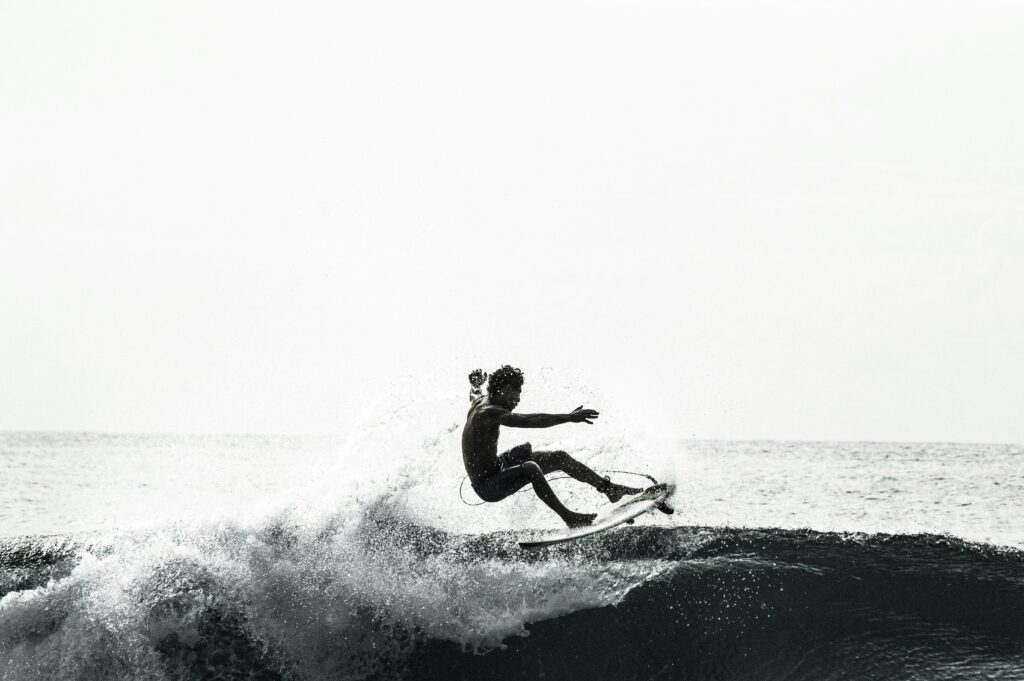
[{"left": 2, "top": 424, "right": 1022, "bottom": 680}]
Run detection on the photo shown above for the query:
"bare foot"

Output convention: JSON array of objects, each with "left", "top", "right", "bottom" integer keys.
[
  {"left": 564, "top": 511, "right": 597, "bottom": 529},
  {"left": 604, "top": 483, "right": 642, "bottom": 504}
]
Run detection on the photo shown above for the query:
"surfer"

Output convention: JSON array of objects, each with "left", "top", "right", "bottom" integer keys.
[{"left": 462, "top": 366, "right": 641, "bottom": 528}]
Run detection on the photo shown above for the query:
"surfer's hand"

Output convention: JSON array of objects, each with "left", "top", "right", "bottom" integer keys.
[
  {"left": 568, "top": 406, "right": 599, "bottom": 424},
  {"left": 468, "top": 369, "right": 487, "bottom": 388}
]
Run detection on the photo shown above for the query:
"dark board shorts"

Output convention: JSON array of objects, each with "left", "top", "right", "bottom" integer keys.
[{"left": 471, "top": 443, "right": 535, "bottom": 502}]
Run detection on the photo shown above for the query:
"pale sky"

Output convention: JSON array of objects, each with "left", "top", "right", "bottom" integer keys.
[{"left": 2, "top": 0, "right": 1022, "bottom": 442}]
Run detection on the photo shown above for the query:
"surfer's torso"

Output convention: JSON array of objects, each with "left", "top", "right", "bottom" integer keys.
[{"left": 462, "top": 396, "right": 508, "bottom": 483}]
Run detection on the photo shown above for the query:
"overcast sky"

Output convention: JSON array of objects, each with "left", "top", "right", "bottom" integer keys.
[{"left": 2, "top": 0, "right": 1022, "bottom": 442}]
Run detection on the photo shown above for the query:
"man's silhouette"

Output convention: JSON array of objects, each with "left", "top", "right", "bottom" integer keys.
[{"left": 462, "top": 365, "right": 640, "bottom": 528}]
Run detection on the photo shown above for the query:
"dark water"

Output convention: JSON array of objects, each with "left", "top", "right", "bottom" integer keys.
[
  {"left": 3, "top": 521, "right": 1022, "bottom": 681},
  {"left": 412, "top": 529, "right": 1024, "bottom": 681}
]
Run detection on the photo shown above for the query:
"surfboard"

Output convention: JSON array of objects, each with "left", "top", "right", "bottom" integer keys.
[{"left": 517, "top": 483, "right": 675, "bottom": 550}]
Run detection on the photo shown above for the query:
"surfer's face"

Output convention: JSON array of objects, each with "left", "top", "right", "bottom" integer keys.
[{"left": 494, "top": 385, "right": 521, "bottom": 410}]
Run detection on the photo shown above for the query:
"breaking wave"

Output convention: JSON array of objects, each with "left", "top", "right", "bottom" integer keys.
[{"left": 3, "top": 507, "right": 1023, "bottom": 681}]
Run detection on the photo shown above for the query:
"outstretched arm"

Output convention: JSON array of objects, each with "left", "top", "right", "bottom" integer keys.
[{"left": 499, "top": 406, "right": 599, "bottom": 428}]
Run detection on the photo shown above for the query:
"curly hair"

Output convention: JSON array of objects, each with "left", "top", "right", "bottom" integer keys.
[{"left": 487, "top": 365, "right": 524, "bottom": 396}]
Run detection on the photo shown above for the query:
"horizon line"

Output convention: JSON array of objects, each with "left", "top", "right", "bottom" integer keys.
[{"left": 1, "top": 429, "right": 1020, "bottom": 447}]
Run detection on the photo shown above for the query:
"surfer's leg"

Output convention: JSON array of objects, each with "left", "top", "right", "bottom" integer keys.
[
  {"left": 520, "top": 461, "right": 595, "bottom": 529},
  {"left": 533, "top": 450, "right": 605, "bottom": 487},
  {"left": 532, "top": 451, "right": 642, "bottom": 503},
  {"left": 473, "top": 462, "right": 594, "bottom": 528}
]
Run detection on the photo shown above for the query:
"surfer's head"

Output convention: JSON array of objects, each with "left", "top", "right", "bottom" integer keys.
[{"left": 488, "top": 365, "right": 524, "bottom": 410}]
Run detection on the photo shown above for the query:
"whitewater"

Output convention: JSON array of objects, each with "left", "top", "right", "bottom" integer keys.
[{"left": 2, "top": 383, "right": 1022, "bottom": 680}]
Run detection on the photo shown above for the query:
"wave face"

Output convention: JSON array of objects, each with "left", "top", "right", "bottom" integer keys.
[{"left": 3, "top": 511, "right": 1023, "bottom": 681}]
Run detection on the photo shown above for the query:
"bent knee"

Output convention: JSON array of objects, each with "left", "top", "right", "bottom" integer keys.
[{"left": 522, "top": 461, "right": 543, "bottom": 477}]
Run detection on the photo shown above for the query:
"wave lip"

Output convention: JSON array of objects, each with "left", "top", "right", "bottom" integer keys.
[{"left": 2, "top": 522, "right": 1023, "bottom": 681}]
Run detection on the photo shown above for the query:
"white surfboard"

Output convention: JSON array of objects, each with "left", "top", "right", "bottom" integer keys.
[{"left": 517, "top": 483, "right": 675, "bottom": 550}]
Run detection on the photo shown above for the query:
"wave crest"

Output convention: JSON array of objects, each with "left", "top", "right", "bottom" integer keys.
[{"left": 2, "top": 512, "right": 1023, "bottom": 681}]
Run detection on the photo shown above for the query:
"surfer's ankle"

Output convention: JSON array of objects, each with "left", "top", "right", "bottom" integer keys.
[{"left": 603, "top": 480, "right": 642, "bottom": 503}]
